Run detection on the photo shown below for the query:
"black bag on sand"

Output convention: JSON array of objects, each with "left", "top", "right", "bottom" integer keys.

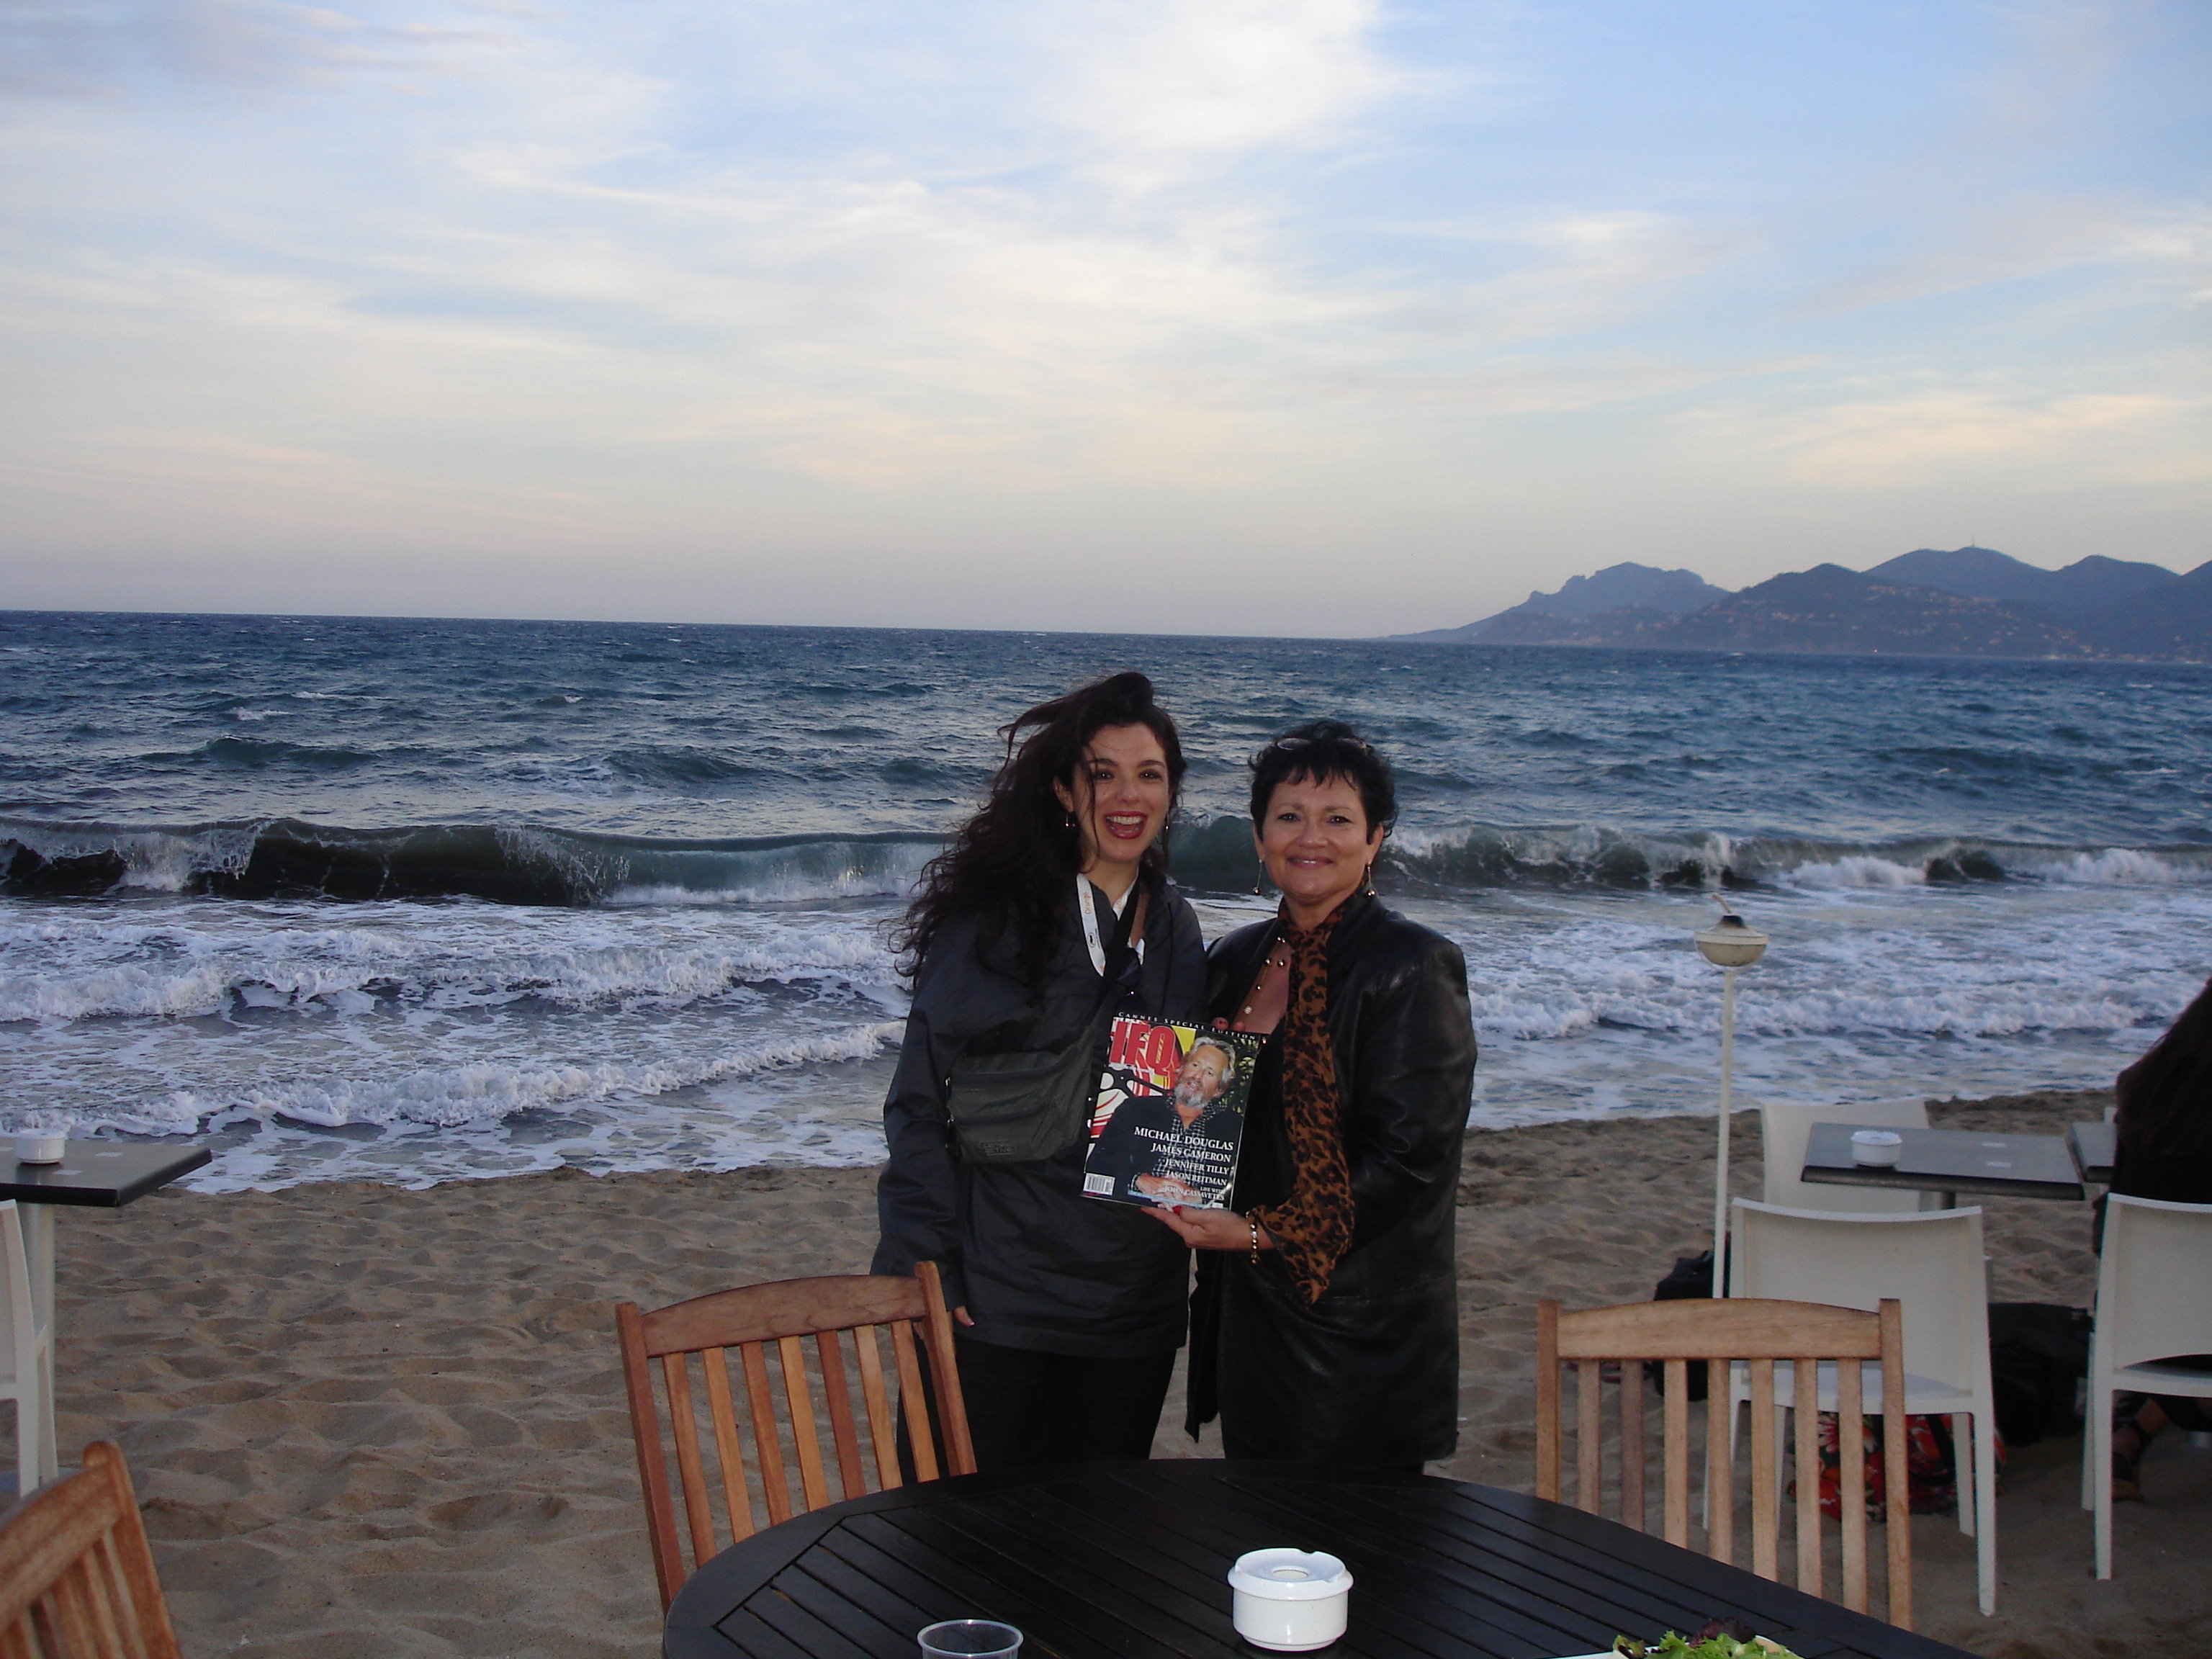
[
  {"left": 1988, "top": 1302, "right": 2090, "bottom": 1447},
  {"left": 1649, "top": 1250, "right": 1716, "bottom": 1401}
]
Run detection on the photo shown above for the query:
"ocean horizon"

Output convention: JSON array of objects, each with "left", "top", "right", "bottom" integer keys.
[{"left": 2, "top": 607, "right": 2206, "bottom": 1192}]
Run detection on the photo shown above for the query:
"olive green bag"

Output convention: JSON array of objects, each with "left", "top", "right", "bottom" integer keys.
[{"left": 945, "top": 891, "right": 1146, "bottom": 1165}]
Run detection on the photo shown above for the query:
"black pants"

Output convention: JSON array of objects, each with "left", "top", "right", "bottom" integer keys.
[{"left": 953, "top": 1335, "right": 1177, "bottom": 1473}]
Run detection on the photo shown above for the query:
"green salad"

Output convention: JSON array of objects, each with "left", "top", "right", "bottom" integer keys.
[{"left": 1611, "top": 1629, "right": 1802, "bottom": 1659}]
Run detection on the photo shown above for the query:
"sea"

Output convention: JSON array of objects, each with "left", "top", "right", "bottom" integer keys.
[{"left": 1, "top": 611, "right": 2206, "bottom": 1195}]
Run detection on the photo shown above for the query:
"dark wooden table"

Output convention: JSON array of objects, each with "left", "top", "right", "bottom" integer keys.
[
  {"left": 0, "top": 1141, "right": 211, "bottom": 1210},
  {"left": 1799, "top": 1122, "right": 2083, "bottom": 1207},
  {"left": 664, "top": 1461, "right": 1971, "bottom": 1659},
  {"left": 2067, "top": 1122, "right": 2115, "bottom": 1185},
  {"left": 0, "top": 1141, "right": 210, "bottom": 1490}
]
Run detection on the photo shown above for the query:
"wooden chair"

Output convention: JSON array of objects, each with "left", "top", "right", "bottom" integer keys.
[
  {"left": 0, "top": 1440, "right": 182, "bottom": 1658},
  {"left": 616, "top": 1262, "right": 976, "bottom": 1609},
  {"left": 1536, "top": 1296, "right": 1912, "bottom": 1629}
]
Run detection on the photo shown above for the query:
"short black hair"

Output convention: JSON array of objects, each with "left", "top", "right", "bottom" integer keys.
[{"left": 1247, "top": 719, "right": 1396, "bottom": 835}]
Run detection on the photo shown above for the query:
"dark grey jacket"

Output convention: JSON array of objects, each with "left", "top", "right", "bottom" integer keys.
[{"left": 871, "top": 873, "right": 1207, "bottom": 1357}]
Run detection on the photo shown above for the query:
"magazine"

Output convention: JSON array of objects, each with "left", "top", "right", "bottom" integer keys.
[{"left": 1080, "top": 1015, "right": 1262, "bottom": 1210}]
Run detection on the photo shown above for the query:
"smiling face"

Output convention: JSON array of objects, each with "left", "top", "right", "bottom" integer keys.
[
  {"left": 1174, "top": 1045, "right": 1230, "bottom": 1108},
  {"left": 1172, "top": 1043, "right": 1231, "bottom": 1126},
  {"left": 1054, "top": 722, "right": 1172, "bottom": 896},
  {"left": 1256, "top": 771, "right": 1383, "bottom": 928}
]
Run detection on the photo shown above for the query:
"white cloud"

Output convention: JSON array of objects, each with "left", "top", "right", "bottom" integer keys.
[
  {"left": 1051, "top": 0, "right": 1396, "bottom": 186},
  {"left": 1691, "top": 385, "right": 2212, "bottom": 490},
  {"left": 1814, "top": 199, "right": 2212, "bottom": 311},
  {"left": 0, "top": 1, "right": 511, "bottom": 96}
]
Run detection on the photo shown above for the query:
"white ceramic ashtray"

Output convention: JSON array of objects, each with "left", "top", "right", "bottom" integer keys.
[
  {"left": 1228, "top": 1548, "right": 1351, "bottom": 1652},
  {"left": 1849, "top": 1129, "right": 1903, "bottom": 1167},
  {"left": 14, "top": 1133, "right": 66, "bottom": 1165}
]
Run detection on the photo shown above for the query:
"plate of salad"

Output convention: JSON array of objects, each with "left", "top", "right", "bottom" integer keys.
[{"left": 1597, "top": 1619, "right": 1804, "bottom": 1659}]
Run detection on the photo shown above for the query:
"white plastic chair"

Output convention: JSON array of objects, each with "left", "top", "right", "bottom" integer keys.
[
  {"left": 1758, "top": 1099, "right": 1931, "bottom": 1213},
  {"left": 2082, "top": 1195, "right": 2212, "bottom": 1580},
  {"left": 0, "top": 1202, "right": 53, "bottom": 1496},
  {"left": 1729, "top": 1198, "right": 2000, "bottom": 1617}
]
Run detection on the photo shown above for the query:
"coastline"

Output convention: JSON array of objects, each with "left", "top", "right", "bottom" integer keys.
[{"left": 48, "top": 1087, "right": 2208, "bottom": 1658}]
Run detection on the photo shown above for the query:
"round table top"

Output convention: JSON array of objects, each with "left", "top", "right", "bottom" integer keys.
[{"left": 663, "top": 1459, "right": 1970, "bottom": 1659}]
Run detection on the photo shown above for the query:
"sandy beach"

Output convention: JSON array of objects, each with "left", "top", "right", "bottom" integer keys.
[{"left": 38, "top": 1088, "right": 2209, "bottom": 1658}]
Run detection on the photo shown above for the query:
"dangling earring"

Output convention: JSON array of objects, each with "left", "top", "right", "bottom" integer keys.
[
  {"left": 1362, "top": 862, "right": 1376, "bottom": 896},
  {"left": 1251, "top": 860, "right": 1266, "bottom": 897},
  {"left": 1065, "top": 812, "right": 1076, "bottom": 830}
]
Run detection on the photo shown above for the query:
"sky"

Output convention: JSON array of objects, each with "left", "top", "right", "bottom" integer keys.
[{"left": 1, "top": 1, "right": 2206, "bottom": 637}]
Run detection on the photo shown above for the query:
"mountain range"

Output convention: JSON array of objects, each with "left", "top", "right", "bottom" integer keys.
[{"left": 1395, "top": 547, "right": 2212, "bottom": 662}]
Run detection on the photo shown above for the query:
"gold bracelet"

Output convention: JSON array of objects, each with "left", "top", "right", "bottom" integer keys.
[{"left": 1247, "top": 1212, "right": 1262, "bottom": 1267}]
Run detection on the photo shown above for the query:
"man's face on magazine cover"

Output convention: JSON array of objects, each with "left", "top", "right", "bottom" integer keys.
[{"left": 1173, "top": 1047, "right": 1229, "bottom": 1114}]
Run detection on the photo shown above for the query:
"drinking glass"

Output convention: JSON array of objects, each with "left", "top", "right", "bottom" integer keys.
[{"left": 917, "top": 1618, "right": 1022, "bottom": 1657}]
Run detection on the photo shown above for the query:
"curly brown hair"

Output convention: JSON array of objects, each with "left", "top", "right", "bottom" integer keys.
[
  {"left": 2117, "top": 976, "right": 2212, "bottom": 1161},
  {"left": 896, "top": 671, "right": 1187, "bottom": 989}
]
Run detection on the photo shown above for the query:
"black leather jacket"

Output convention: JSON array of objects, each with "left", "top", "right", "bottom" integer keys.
[
  {"left": 871, "top": 872, "right": 1207, "bottom": 1357},
  {"left": 1189, "top": 891, "right": 1477, "bottom": 1460}
]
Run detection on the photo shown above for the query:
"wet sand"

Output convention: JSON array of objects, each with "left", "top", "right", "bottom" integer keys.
[{"left": 40, "top": 1089, "right": 2210, "bottom": 1657}]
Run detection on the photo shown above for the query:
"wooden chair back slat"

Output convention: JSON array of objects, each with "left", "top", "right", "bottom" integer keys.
[
  {"left": 1534, "top": 1296, "right": 1912, "bottom": 1631},
  {"left": 76, "top": 1551, "right": 129, "bottom": 1654},
  {"left": 660, "top": 1352, "right": 716, "bottom": 1570},
  {"left": 95, "top": 1530, "right": 148, "bottom": 1659},
  {"left": 1661, "top": 1359, "right": 1690, "bottom": 1547},
  {"left": 736, "top": 1341, "right": 792, "bottom": 1528},
  {"left": 1534, "top": 1302, "right": 1562, "bottom": 1502},
  {"left": 43, "top": 1562, "right": 94, "bottom": 1656},
  {"left": 778, "top": 1336, "right": 832, "bottom": 1512},
  {"left": 1748, "top": 1359, "right": 1779, "bottom": 1580},
  {"left": 1794, "top": 1357, "right": 1822, "bottom": 1598},
  {"left": 918, "top": 1278, "right": 976, "bottom": 1476},
  {"left": 616, "top": 1303, "right": 685, "bottom": 1609},
  {"left": 1574, "top": 1362, "right": 1601, "bottom": 1516},
  {"left": 1705, "top": 1377, "right": 1733, "bottom": 1565},
  {"left": 815, "top": 1331, "right": 867, "bottom": 1501},
  {"left": 699, "top": 1350, "right": 752, "bottom": 1544},
  {"left": 889, "top": 1319, "right": 940, "bottom": 1482},
  {"left": 0, "top": 1442, "right": 182, "bottom": 1659},
  {"left": 853, "top": 1324, "right": 901, "bottom": 1491},
  {"left": 616, "top": 1264, "right": 974, "bottom": 1611},
  {"left": 1879, "top": 1301, "right": 1912, "bottom": 1631},
  {"left": 1838, "top": 1342, "right": 1866, "bottom": 1612},
  {"left": 1619, "top": 1366, "right": 1645, "bottom": 1531}
]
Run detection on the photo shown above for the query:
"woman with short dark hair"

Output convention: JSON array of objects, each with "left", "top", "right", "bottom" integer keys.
[
  {"left": 873, "top": 671, "right": 1207, "bottom": 1470},
  {"left": 1150, "top": 719, "right": 1477, "bottom": 1468}
]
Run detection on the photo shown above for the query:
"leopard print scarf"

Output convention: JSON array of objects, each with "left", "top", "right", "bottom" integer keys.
[{"left": 1252, "top": 896, "right": 1357, "bottom": 1304}]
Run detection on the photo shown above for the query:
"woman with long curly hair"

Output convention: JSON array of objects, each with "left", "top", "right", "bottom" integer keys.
[
  {"left": 2105, "top": 976, "right": 2212, "bottom": 1499},
  {"left": 872, "top": 671, "right": 1206, "bottom": 1470}
]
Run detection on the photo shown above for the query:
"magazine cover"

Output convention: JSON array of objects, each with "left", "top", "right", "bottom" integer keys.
[{"left": 1081, "top": 1015, "right": 1262, "bottom": 1210}]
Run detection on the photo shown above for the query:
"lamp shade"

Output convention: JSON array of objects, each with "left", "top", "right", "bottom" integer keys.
[{"left": 1694, "top": 912, "right": 1768, "bottom": 968}]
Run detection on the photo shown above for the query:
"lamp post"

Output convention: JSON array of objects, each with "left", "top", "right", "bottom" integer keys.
[{"left": 1694, "top": 903, "right": 1768, "bottom": 1297}]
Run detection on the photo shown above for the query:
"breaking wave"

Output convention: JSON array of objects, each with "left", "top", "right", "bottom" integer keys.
[
  {"left": 96, "top": 1022, "right": 905, "bottom": 1139},
  {"left": 0, "top": 817, "right": 938, "bottom": 906},
  {"left": 1177, "top": 816, "right": 2212, "bottom": 896},
  {"left": 6, "top": 814, "right": 2210, "bottom": 907}
]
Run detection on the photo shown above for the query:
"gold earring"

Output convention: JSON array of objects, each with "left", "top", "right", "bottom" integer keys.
[
  {"left": 1251, "top": 861, "right": 1265, "bottom": 896},
  {"left": 1362, "top": 862, "right": 1376, "bottom": 896}
]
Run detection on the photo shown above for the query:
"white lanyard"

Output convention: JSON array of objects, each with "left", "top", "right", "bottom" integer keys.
[{"left": 1077, "top": 874, "right": 1146, "bottom": 979}]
